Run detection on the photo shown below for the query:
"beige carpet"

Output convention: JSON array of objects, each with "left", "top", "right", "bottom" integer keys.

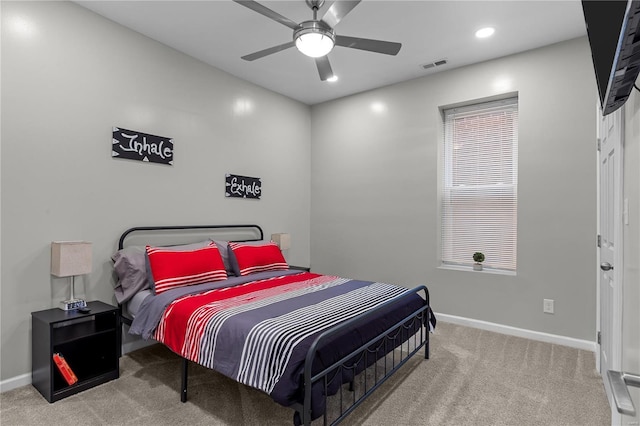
[{"left": 0, "top": 322, "right": 610, "bottom": 425}]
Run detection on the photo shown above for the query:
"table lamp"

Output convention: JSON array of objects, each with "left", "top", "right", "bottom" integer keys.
[
  {"left": 51, "top": 241, "right": 92, "bottom": 310},
  {"left": 270, "top": 233, "right": 291, "bottom": 250}
]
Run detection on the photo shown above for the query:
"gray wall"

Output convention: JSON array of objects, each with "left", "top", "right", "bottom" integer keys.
[
  {"left": 0, "top": 1, "right": 603, "bottom": 385},
  {"left": 310, "top": 37, "right": 598, "bottom": 341},
  {"left": 1, "top": 1, "right": 311, "bottom": 381}
]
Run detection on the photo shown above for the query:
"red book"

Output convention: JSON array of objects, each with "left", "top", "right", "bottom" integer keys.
[{"left": 52, "top": 353, "right": 78, "bottom": 385}]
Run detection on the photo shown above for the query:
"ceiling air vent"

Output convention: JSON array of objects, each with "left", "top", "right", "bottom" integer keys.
[{"left": 421, "top": 59, "right": 448, "bottom": 70}]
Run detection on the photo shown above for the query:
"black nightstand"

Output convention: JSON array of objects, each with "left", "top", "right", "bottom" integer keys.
[{"left": 31, "top": 301, "right": 120, "bottom": 402}]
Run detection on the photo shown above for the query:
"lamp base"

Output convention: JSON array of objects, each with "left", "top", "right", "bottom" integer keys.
[{"left": 60, "top": 298, "right": 87, "bottom": 311}]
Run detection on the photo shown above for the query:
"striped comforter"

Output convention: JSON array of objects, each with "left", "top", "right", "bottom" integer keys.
[{"left": 150, "top": 272, "right": 427, "bottom": 415}]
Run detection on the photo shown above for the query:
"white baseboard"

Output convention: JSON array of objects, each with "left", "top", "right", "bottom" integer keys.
[
  {"left": 0, "top": 312, "right": 598, "bottom": 395},
  {"left": 0, "top": 373, "right": 31, "bottom": 393},
  {"left": 436, "top": 312, "right": 597, "bottom": 352}
]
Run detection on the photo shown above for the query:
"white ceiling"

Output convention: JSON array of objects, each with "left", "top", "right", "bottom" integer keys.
[{"left": 75, "top": 0, "right": 588, "bottom": 105}]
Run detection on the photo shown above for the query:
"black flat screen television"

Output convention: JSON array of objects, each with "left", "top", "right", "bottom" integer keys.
[{"left": 582, "top": 0, "right": 640, "bottom": 115}]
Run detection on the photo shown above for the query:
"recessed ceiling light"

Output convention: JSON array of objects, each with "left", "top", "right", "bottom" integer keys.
[
  {"left": 327, "top": 75, "right": 338, "bottom": 82},
  {"left": 475, "top": 27, "right": 495, "bottom": 39}
]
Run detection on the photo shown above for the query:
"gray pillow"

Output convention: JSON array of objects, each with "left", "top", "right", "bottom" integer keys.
[
  {"left": 212, "top": 240, "right": 234, "bottom": 276},
  {"left": 113, "top": 240, "right": 212, "bottom": 304}
]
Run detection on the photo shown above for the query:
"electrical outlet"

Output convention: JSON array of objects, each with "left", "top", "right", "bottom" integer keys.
[{"left": 543, "top": 299, "right": 554, "bottom": 314}]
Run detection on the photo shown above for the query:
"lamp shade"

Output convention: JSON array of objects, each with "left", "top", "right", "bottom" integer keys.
[
  {"left": 270, "top": 233, "right": 291, "bottom": 250},
  {"left": 51, "top": 241, "right": 92, "bottom": 277}
]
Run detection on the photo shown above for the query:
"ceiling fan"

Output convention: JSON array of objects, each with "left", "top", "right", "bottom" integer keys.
[{"left": 233, "top": 0, "right": 402, "bottom": 81}]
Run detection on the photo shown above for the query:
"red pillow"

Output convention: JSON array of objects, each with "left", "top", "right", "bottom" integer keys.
[
  {"left": 146, "top": 243, "right": 227, "bottom": 294},
  {"left": 228, "top": 242, "right": 288, "bottom": 276}
]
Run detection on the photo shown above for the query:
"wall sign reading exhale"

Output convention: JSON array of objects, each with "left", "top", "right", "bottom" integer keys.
[{"left": 225, "top": 174, "right": 261, "bottom": 199}]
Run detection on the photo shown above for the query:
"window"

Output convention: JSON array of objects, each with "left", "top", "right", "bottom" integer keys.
[{"left": 441, "top": 97, "right": 518, "bottom": 272}]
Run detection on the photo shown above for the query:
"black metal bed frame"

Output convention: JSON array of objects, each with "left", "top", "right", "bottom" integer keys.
[{"left": 116, "top": 225, "right": 431, "bottom": 426}]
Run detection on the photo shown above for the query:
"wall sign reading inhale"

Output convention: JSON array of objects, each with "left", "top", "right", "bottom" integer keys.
[
  {"left": 226, "top": 174, "right": 261, "bottom": 199},
  {"left": 112, "top": 127, "right": 174, "bottom": 165}
]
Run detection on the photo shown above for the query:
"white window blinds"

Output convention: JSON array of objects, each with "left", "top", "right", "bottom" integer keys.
[{"left": 442, "top": 97, "right": 518, "bottom": 271}]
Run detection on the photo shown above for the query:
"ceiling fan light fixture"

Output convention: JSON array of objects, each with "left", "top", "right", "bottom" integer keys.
[{"left": 294, "top": 20, "right": 335, "bottom": 58}]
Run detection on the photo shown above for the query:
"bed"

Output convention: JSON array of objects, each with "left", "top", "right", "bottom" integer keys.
[{"left": 113, "top": 224, "right": 435, "bottom": 425}]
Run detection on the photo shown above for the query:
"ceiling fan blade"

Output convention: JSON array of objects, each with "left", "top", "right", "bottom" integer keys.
[
  {"left": 335, "top": 35, "right": 402, "bottom": 55},
  {"left": 241, "top": 41, "right": 295, "bottom": 61},
  {"left": 233, "top": 0, "right": 299, "bottom": 30},
  {"left": 315, "top": 56, "right": 334, "bottom": 81},
  {"left": 321, "top": 0, "right": 361, "bottom": 28}
]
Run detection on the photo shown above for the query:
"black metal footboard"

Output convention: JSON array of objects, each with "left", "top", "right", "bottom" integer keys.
[
  {"left": 176, "top": 285, "right": 431, "bottom": 424},
  {"left": 297, "top": 285, "right": 431, "bottom": 426}
]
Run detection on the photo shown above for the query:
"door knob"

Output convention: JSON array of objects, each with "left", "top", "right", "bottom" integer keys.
[{"left": 600, "top": 262, "right": 613, "bottom": 271}]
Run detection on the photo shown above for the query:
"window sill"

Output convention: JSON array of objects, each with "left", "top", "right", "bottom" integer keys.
[{"left": 438, "top": 264, "right": 516, "bottom": 276}]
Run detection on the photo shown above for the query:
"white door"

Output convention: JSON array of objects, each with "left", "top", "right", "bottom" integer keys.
[
  {"left": 620, "top": 95, "right": 640, "bottom": 426},
  {"left": 598, "top": 106, "right": 623, "bottom": 424}
]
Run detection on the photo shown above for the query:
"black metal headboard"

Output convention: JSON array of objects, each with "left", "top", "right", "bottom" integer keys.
[
  {"left": 115, "top": 224, "right": 264, "bottom": 337},
  {"left": 118, "top": 224, "right": 264, "bottom": 250}
]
